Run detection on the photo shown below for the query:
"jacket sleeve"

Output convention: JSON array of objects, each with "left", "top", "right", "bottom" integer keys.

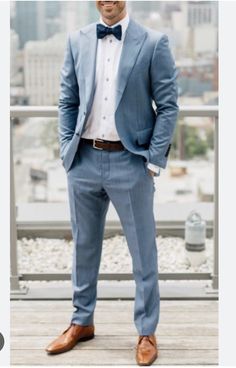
[
  {"left": 58, "top": 34, "right": 80, "bottom": 160},
  {"left": 148, "top": 34, "right": 179, "bottom": 169}
]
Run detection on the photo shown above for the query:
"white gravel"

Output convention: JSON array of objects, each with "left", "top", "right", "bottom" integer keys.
[{"left": 18, "top": 236, "right": 213, "bottom": 274}]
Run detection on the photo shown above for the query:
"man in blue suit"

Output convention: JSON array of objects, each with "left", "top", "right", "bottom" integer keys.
[{"left": 46, "top": 1, "right": 179, "bottom": 365}]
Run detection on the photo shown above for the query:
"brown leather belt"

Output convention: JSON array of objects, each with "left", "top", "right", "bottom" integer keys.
[{"left": 81, "top": 138, "right": 125, "bottom": 151}]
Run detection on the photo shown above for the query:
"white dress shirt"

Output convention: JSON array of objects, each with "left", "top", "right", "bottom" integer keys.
[{"left": 81, "top": 12, "right": 161, "bottom": 175}]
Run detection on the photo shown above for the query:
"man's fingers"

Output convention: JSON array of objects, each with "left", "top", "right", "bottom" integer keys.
[{"left": 147, "top": 169, "right": 155, "bottom": 177}]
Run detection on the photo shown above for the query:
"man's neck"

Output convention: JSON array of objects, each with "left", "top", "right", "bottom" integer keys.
[{"left": 101, "top": 10, "right": 127, "bottom": 26}]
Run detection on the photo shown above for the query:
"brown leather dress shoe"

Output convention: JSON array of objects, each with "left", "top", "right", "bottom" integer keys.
[
  {"left": 136, "top": 335, "right": 158, "bottom": 366},
  {"left": 45, "top": 323, "right": 95, "bottom": 354}
]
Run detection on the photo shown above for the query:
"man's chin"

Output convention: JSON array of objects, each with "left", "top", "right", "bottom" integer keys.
[{"left": 103, "top": 14, "right": 115, "bottom": 20}]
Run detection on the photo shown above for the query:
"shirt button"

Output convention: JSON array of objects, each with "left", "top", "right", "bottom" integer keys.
[
  {"left": 102, "top": 116, "right": 106, "bottom": 120},
  {"left": 104, "top": 97, "right": 108, "bottom": 101},
  {"left": 109, "top": 39, "right": 112, "bottom": 43},
  {"left": 106, "top": 77, "right": 109, "bottom": 82},
  {"left": 107, "top": 58, "right": 110, "bottom": 62},
  {"left": 102, "top": 134, "right": 105, "bottom": 137}
]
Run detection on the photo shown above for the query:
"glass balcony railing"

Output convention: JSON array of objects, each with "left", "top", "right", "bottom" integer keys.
[{"left": 10, "top": 105, "right": 218, "bottom": 295}]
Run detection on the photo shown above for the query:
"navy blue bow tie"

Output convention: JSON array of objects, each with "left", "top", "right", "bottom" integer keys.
[{"left": 96, "top": 23, "right": 122, "bottom": 41}]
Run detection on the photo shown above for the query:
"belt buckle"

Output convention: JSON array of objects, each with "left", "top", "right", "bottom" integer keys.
[{"left": 93, "top": 138, "right": 104, "bottom": 150}]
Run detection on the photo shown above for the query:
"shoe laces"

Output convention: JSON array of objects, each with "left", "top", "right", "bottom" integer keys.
[{"left": 138, "top": 335, "right": 155, "bottom": 347}]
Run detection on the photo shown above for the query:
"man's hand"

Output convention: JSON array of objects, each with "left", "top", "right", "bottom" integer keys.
[
  {"left": 146, "top": 162, "right": 161, "bottom": 177},
  {"left": 147, "top": 168, "right": 156, "bottom": 177}
]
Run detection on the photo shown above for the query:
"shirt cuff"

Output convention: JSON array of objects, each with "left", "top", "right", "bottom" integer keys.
[{"left": 147, "top": 162, "right": 161, "bottom": 176}]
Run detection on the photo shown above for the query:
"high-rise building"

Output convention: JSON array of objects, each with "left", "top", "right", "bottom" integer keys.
[
  {"left": 187, "top": 1, "right": 218, "bottom": 27},
  {"left": 24, "top": 33, "right": 66, "bottom": 105},
  {"left": 12, "top": 1, "right": 62, "bottom": 49},
  {"left": 60, "top": 1, "right": 91, "bottom": 33},
  {"left": 10, "top": 29, "right": 19, "bottom": 80},
  {"left": 171, "top": 1, "right": 218, "bottom": 57},
  {"left": 13, "top": 1, "right": 39, "bottom": 48}
]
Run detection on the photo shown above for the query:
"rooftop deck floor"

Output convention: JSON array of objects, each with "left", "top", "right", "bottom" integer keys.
[{"left": 11, "top": 299, "right": 218, "bottom": 365}]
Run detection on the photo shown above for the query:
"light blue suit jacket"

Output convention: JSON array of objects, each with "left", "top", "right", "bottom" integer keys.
[{"left": 58, "top": 17, "right": 179, "bottom": 173}]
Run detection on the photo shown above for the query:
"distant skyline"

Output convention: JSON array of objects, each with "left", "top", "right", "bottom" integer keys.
[
  {"left": 11, "top": 1, "right": 218, "bottom": 49},
  {"left": 10, "top": 1, "right": 218, "bottom": 106}
]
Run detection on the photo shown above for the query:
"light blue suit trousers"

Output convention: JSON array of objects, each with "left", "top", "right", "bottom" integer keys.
[{"left": 67, "top": 139, "right": 160, "bottom": 335}]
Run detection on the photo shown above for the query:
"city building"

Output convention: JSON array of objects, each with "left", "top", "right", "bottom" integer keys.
[
  {"left": 10, "top": 29, "right": 19, "bottom": 80},
  {"left": 24, "top": 33, "right": 66, "bottom": 105},
  {"left": 12, "top": 1, "right": 61, "bottom": 49}
]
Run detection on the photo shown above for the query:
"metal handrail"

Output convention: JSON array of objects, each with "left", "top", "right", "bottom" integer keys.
[
  {"left": 10, "top": 105, "right": 218, "bottom": 293},
  {"left": 10, "top": 105, "right": 219, "bottom": 118}
]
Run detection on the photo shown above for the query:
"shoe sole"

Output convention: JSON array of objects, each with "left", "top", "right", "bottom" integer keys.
[{"left": 46, "top": 333, "right": 95, "bottom": 355}]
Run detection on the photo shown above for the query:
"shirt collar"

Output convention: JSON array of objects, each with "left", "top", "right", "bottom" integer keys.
[{"left": 99, "top": 12, "right": 130, "bottom": 40}]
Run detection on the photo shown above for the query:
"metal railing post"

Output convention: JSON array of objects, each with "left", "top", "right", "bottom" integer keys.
[
  {"left": 212, "top": 116, "right": 219, "bottom": 289},
  {"left": 10, "top": 118, "right": 28, "bottom": 294}
]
